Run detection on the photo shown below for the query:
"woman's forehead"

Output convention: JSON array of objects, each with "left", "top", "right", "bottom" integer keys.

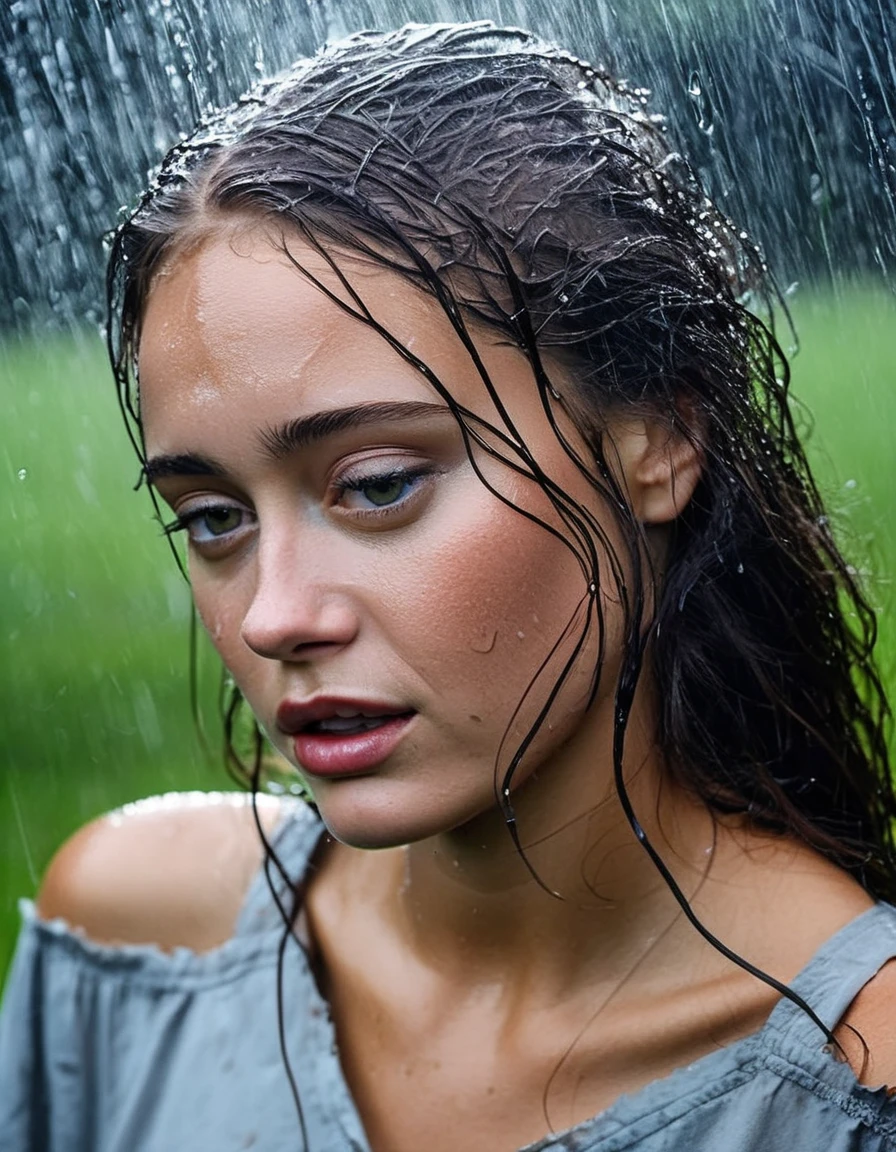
[{"left": 137, "top": 226, "right": 548, "bottom": 445}]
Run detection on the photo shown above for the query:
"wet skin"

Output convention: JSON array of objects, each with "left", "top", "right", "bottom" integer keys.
[
  {"left": 137, "top": 222, "right": 878, "bottom": 1152},
  {"left": 139, "top": 223, "right": 657, "bottom": 855}
]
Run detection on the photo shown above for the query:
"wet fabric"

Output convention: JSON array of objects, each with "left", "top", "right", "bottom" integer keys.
[{"left": 1, "top": 800, "right": 896, "bottom": 1152}]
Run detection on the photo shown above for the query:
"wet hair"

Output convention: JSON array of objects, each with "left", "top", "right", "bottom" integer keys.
[
  {"left": 108, "top": 25, "right": 893, "bottom": 916},
  {"left": 105, "top": 22, "right": 896, "bottom": 1134}
]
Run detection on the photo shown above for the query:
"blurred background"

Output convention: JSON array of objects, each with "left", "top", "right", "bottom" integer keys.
[{"left": 2, "top": 0, "right": 894, "bottom": 974}]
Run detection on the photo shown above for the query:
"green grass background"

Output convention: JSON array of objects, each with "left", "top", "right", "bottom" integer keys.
[{"left": 2, "top": 284, "right": 895, "bottom": 976}]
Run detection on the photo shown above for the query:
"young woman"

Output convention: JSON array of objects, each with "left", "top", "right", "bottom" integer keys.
[{"left": 1, "top": 21, "right": 895, "bottom": 1152}]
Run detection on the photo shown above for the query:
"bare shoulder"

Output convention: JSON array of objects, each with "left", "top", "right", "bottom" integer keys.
[
  {"left": 836, "top": 955, "right": 896, "bottom": 1090},
  {"left": 36, "top": 791, "right": 290, "bottom": 953}
]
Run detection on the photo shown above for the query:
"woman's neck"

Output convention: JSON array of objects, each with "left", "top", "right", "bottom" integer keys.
[
  {"left": 325, "top": 692, "right": 722, "bottom": 998},
  {"left": 309, "top": 684, "right": 872, "bottom": 1007}
]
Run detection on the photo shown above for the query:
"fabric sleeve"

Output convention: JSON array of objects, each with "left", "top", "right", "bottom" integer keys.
[
  {"left": 0, "top": 898, "right": 318, "bottom": 1152},
  {"left": 0, "top": 905, "right": 59, "bottom": 1152},
  {"left": 0, "top": 900, "right": 143, "bottom": 1152}
]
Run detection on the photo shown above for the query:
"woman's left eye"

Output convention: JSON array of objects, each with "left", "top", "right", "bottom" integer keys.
[{"left": 335, "top": 467, "right": 432, "bottom": 513}]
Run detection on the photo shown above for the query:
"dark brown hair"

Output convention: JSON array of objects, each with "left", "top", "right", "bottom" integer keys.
[{"left": 108, "top": 22, "right": 894, "bottom": 907}]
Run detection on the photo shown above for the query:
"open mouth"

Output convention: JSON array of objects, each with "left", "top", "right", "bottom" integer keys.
[
  {"left": 303, "top": 712, "right": 412, "bottom": 736},
  {"left": 291, "top": 708, "right": 416, "bottom": 776}
]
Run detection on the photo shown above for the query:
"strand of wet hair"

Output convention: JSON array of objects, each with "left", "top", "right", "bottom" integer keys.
[
  {"left": 246, "top": 729, "right": 311, "bottom": 1151},
  {"left": 538, "top": 853, "right": 717, "bottom": 1132},
  {"left": 479, "top": 232, "right": 852, "bottom": 1048},
  {"left": 275, "top": 226, "right": 603, "bottom": 575},
  {"left": 610, "top": 627, "right": 843, "bottom": 1050}
]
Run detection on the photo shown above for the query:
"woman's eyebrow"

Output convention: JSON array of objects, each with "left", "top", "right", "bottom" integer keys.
[
  {"left": 142, "top": 401, "right": 454, "bottom": 482},
  {"left": 258, "top": 400, "right": 453, "bottom": 459},
  {"left": 143, "top": 452, "right": 227, "bottom": 482}
]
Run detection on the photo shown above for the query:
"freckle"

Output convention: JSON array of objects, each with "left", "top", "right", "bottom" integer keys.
[{"left": 470, "top": 630, "right": 497, "bottom": 653}]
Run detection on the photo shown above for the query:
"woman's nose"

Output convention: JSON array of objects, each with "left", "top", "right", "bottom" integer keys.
[{"left": 239, "top": 542, "right": 360, "bottom": 662}]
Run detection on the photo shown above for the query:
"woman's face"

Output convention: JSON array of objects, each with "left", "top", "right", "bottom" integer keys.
[{"left": 139, "top": 224, "right": 635, "bottom": 848}]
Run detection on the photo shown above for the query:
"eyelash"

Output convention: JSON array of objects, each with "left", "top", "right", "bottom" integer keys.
[
  {"left": 161, "top": 503, "right": 249, "bottom": 544},
  {"left": 331, "top": 464, "right": 436, "bottom": 514},
  {"left": 160, "top": 464, "right": 437, "bottom": 545}
]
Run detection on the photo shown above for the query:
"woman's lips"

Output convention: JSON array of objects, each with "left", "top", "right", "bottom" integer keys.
[{"left": 292, "top": 713, "right": 414, "bottom": 777}]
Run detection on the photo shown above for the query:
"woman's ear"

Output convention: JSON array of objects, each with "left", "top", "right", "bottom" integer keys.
[{"left": 602, "top": 413, "right": 703, "bottom": 525}]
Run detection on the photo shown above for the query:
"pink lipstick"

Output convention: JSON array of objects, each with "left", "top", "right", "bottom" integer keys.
[{"left": 276, "top": 697, "right": 414, "bottom": 778}]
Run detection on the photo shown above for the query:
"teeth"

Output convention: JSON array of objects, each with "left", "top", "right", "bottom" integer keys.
[{"left": 315, "top": 715, "right": 389, "bottom": 733}]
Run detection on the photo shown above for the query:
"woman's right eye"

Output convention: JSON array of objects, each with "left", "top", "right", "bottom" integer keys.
[{"left": 163, "top": 503, "right": 252, "bottom": 551}]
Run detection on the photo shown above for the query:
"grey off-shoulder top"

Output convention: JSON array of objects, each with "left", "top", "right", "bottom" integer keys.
[{"left": 1, "top": 797, "right": 896, "bottom": 1152}]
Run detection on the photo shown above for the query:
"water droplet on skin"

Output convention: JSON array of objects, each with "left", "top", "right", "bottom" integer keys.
[
  {"left": 516, "top": 630, "right": 525, "bottom": 639},
  {"left": 470, "top": 630, "right": 497, "bottom": 654}
]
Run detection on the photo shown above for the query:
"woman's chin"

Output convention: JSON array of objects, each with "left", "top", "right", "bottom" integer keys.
[{"left": 306, "top": 781, "right": 504, "bottom": 852}]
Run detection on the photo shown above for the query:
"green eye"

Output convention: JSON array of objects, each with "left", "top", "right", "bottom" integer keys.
[
  {"left": 361, "top": 477, "right": 409, "bottom": 506},
  {"left": 202, "top": 507, "right": 243, "bottom": 536},
  {"left": 337, "top": 466, "right": 432, "bottom": 514},
  {"left": 162, "top": 502, "right": 252, "bottom": 554}
]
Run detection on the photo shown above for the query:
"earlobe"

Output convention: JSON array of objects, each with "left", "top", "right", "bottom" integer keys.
[{"left": 603, "top": 416, "right": 703, "bottom": 525}]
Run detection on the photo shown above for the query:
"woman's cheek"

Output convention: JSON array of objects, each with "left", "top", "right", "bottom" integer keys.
[
  {"left": 191, "top": 576, "right": 248, "bottom": 669},
  {"left": 404, "top": 507, "right": 591, "bottom": 706}
]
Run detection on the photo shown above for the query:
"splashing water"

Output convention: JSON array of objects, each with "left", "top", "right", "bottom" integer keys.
[{"left": 0, "top": 0, "right": 894, "bottom": 330}]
